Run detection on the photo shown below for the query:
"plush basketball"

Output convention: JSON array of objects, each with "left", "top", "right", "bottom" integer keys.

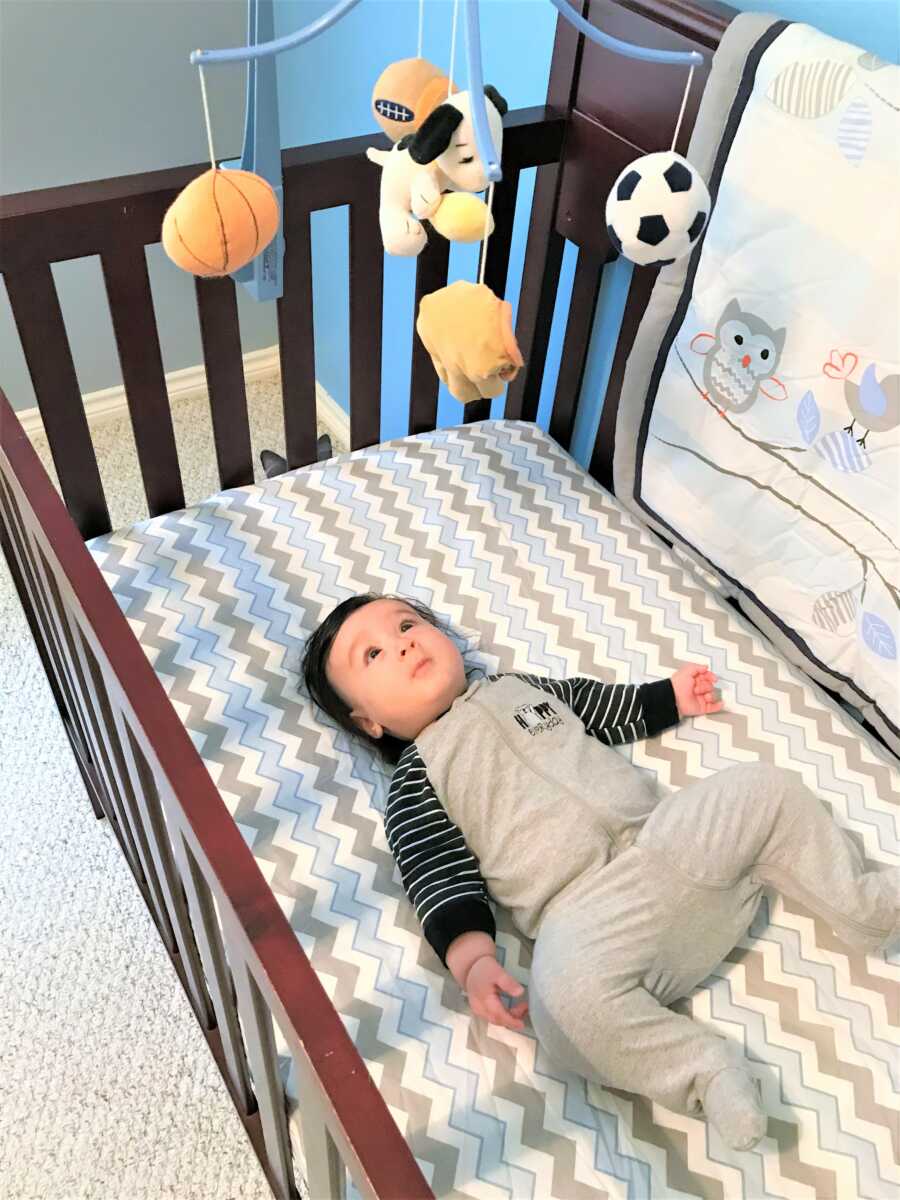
[
  {"left": 605, "top": 151, "right": 710, "bottom": 268},
  {"left": 161, "top": 168, "right": 279, "bottom": 277}
]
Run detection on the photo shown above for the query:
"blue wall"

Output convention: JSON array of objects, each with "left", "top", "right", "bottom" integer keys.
[{"left": 274, "top": 0, "right": 898, "bottom": 464}]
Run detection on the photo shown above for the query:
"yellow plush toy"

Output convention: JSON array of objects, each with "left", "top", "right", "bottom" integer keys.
[
  {"left": 161, "top": 167, "right": 279, "bottom": 277},
  {"left": 416, "top": 280, "right": 524, "bottom": 404},
  {"left": 430, "top": 192, "right": 495, "bottom": 243}
]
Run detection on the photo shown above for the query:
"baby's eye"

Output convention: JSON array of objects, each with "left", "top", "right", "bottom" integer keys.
[
  {"left": 366, "top": 647, "right": 381, "bottom": 662},
  {"left": 459, "top": 155, "right": 474, "bottom": 165},
  {"left": 400, "top": 619, "right": 415, "bottom": 631}
]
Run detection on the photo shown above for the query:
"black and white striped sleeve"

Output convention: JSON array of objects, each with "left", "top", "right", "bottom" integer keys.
[
  {"left": 495, "top": 672, "right": 679, "bottom": 745},
  {"left": 385, "top": 744, "right": 495, "bottom": 966}
]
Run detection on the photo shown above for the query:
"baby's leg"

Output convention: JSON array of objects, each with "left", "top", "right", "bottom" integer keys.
[
  {"left": 529, "top": 970, "right": 766, "bottom": 1150},
  {"left": 638, "top": 762, "right": 899, "bottom": 953},
  {"left": 531, "top": 852, "right": 768, "bottom": 1150}
]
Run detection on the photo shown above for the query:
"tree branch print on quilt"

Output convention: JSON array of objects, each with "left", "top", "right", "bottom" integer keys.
[
  {"left": 667, "top": 333, "right": 897, "bottom": 662},
  {"left": 675, "top": 337, "right": 899, "bottom": 559}
]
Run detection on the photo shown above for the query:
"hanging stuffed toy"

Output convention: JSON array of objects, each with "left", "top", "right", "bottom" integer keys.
[
  {"left": 161, "top": 56, "right": 279, "bottom": 279},
  {"left": 417, "top": 280, "right": 523, "bottom": 404},
  {"left": 605, "top": 151, "right": 709, "bottom": 268},
  {"left": 371, "top": 57, "right": 458, "bottom": 141},
  {"left": 603, "top": 64, "right": 711, "bottom": 267},
  {"left": 366, "top": 85, "right": 507, "bottom": 256},
  {"left": 162, "top": 167, "right": 279, "bottom": 277}
]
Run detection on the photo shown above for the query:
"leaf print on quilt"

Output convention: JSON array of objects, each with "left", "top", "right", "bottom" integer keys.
[
  {"left": 797, "top": 390, "right": 821, "bottom": 444},
  {"left": 836, "top": 99, "right": 872, "bottom": 165},
  {"left": 861, "top": 613, "right": 897, "bottom": 660},
  {"left": 857, "top": 51, "right": 888, "bottom": 71},
  {"left": 814, "top": 429, "right": 872, "bottom": 472},
  {"left": 767, "top": 60, "right": 854, "bottom": 117},
  {"left": 812, "top": 587, "right": 858, "bottom": 632}
]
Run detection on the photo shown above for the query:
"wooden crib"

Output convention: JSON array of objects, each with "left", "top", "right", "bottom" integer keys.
[{"left": 1, "top": 3, "right": 746, "bottom": 1197}]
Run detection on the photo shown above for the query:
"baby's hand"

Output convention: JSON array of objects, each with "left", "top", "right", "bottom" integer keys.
[
  {"left": 671, "top": 663, "right": 723, "bottom": 718},
  {"left": 464, "top": 956, "right": 529, "bottom": 1031}
]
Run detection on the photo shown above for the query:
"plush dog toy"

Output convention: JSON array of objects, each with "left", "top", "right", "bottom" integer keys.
[
  {"left": 416, "top": 280, "right": 524, "bottom": 404},
  {"left": 366, "top": 86, "right": 507, "bottom": 257}
]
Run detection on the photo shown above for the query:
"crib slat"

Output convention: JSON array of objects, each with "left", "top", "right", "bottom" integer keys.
[
  {"left": 175, "top": 836, "right": 255, "bottom": 1116},
  {"left": 479, "top": 166, "right": 521, "bottom": 304},
  {"left": 0, "top": 476, "right": 105, "bottom": 816},
  {"left": 3, "top": 265, "right": 111, "bottom": 539},
  {"left": 278, "top": 208, "right": 319, "bottom": 470},
  {"left": 503, "top": 165, "right": 566, "bottom": 422},
  {"left": 462, "top": 396, "right": 492, "bottom": 424},
  {"left": 0, "top": 486, "right": 79, "bottom": 772},
  {"left": 74, "top": 627, "right": 163, "bottom": 891},
  {"left": 408, "top": 237, "right": 451, "bottom": 436},
  {"left": 115, "top": 716, "right": 217, "bottom": 1030},
  {"left": 100, "top": 244, "right": 185, "bottom": 516},
  {"left": 348, "top": 181, "right": 384, "bottom": 450},
  {"left": 458, "top": 168, "right": 524, "bottom": 428},
  {"left": 57, "top": 601, "right": 145, "bottom": 876},
  {"left": 505, "top": 2, "right": 585, "bottom": 425},
  {"left": 195, "top": 277, "right": 255, "bottom": 489},
  {"left": 229, "top": 949, "right": 299, "bottom": 1200},
  {"left": 293, "top": 1065, "right": 346, "bottom": 1199},
  {"left": 34, "top": 546, "right": 179, "bottom": 950},
  {"left": 550, "top": 248, "right": 604, "bottom": 450},
  {"left": 589, "top": 263, "right": 659, "bottom": 491}
]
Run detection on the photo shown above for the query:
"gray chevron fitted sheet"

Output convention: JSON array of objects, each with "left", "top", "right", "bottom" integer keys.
[{"left": 88, "top": 420, "right": 899, "bottom": 1200}]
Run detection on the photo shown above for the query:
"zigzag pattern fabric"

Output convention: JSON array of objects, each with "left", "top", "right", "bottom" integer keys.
[{"left": 88, "top": 421, "right": 899, "bottom": 1200}]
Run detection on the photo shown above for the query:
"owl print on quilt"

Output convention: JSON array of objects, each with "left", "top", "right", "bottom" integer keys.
[{"left": 622, "top": 20, "right": 899, "bottom": 752}]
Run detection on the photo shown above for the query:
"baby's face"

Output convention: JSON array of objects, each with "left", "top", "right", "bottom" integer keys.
[{"left": 326, "top": 599, "right": 467, "bottom": 742}]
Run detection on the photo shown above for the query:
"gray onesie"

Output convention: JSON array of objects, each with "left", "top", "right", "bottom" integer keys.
[{"left": 386, "top": 673, "right": 899, "bottom": 1124}]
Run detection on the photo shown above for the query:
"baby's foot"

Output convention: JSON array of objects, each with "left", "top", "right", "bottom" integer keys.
[{"left": 703, "top": 1067, "right": 767, "bottom": 1151}]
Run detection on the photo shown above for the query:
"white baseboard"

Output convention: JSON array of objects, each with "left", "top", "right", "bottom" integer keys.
[{"left": 14, "top": 345, "right": 350, "bottom": 450}]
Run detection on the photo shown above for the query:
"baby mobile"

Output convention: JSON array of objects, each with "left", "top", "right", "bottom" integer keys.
[{"left": 161, "top": 0, "right": 709, "bottom": 404}]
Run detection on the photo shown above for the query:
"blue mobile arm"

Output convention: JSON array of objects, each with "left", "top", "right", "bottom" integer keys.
[
  {"left": 190, "top": 0, "right": 704, "bottom": 300},
  {"left": 188, "top": 0, "right": 364, "bottom": 301}
]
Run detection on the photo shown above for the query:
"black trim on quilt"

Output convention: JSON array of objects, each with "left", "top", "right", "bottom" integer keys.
[{"left": 630, "top": 18, "right": 900, "bottom": 744}]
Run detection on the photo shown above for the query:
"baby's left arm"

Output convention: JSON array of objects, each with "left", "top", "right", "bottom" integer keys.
[
  {"left": 502, "top": 673, "right": 678, "bottom": 745},
  {"left": 669, "top": 663, "right": 723, "bottom": 718},
  {"left": 502, "top": 665, "right": 722, "bottom": 746}
]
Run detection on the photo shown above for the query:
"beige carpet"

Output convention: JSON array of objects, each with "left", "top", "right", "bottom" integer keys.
[{"left": 0, "top": 377, "right": 345, "bottom": 1200}]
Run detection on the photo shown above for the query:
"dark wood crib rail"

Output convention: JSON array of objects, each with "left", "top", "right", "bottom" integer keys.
[
  {"left": 0, "top": 387, "right": 432, "bottom": 1200},
  {"left": 0, "top": 5, "right": 733, "bottom": 1197}
]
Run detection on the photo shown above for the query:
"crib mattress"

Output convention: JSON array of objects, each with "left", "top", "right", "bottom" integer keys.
[{"left": 88, "top": 419, "right": 899, "bottom": 1200}]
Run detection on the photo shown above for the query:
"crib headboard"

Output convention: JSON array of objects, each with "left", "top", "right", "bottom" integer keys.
[
  {"left": 549, "top": 0, "right": 734, "bottom": 491},
  {"left": 0, "top": 0, "right": 735, "bottom": 542}
]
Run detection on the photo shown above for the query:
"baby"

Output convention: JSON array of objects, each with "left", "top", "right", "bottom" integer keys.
[{"left": 303, "top": 593, "right": 899, "bottom": 1152}]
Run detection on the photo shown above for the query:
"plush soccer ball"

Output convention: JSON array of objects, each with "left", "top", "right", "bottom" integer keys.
[{"left": 605, "top": 151, "right": 710, "bottom": 267}]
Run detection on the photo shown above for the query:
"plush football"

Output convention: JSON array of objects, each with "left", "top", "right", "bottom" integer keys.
[{"left": 605, "top": 151, "right": 710, "bottom": 267}]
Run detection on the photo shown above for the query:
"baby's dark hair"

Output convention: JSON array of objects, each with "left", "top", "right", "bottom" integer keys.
[{"left": 301, "top": 593, "right": 446, "bottom": 765}]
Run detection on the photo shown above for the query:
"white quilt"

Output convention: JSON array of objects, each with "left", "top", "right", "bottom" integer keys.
[{"left": 637, "top": 23, "right": 899, "bottom": 740}]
